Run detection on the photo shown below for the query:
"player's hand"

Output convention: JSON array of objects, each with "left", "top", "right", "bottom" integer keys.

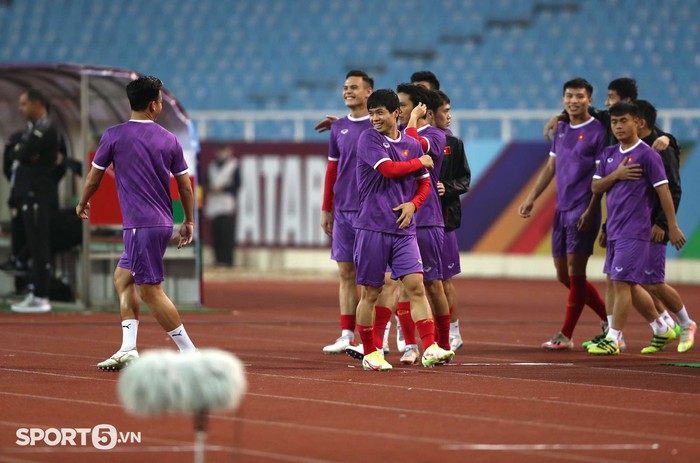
[
  {"left": 76, "top": 201, "right": 90, "bottom": 220},
  {"left": 543, "top": 115, "right": 560, "bottom": 142},
  {"left": 437, "top": 181, "right": 445, "bottom": 196},
  {"left": 651, "top": 135, "right": 670, "bottom": 153},
  {"left": 419, "top": 154, "right": 434, "bottom": 170},
  {"left": 410, "top": 102, "right": 427, "bottom": 122},
  {"left": 177, "top": 223, "right": 194, "bottom": 249},
  {"left": 651, "top": 224, "right": 665, "bottom": 243},
  {"left": 321, "top": 210, "right": 333, "bottom": 237},
  {"left": 614, "top": 157, "right": 642, "bottom": 181},
  {"left": 518, "top": 199, "right": 534, "bottom": 218},
  {"left": 314, "top": 115, "right": 338, "bottom": 133},
  {"left": 668, "top": 225, "right": 686, "bottom": 250},
  {"left": 598, "top": 231, "right": 607, "bottom": 248},
  {"left": 577, "top": 210, "right": 595, "bottom": 232},
  {"left": 393, "top": 202, "right": 417, "bottom": 229}
]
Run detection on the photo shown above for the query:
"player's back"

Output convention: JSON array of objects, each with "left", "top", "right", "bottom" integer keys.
[{"left": 96, "top": 121, "right": 186, "bottom": 228}]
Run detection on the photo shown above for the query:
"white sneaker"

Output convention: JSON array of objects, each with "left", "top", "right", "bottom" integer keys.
[
  {"left": 382, "top": 321, "right": 391, "bottom": 355},
  {"left": 400, "top": 344, "right": 420, "bottom": 365},
  {"left": 96, "top": 349, "right": 139, "bottom": 371},
  {"left": 396, "top": 317, "right": 406, "bottom": 353},
  {"left": 323, "top": 335, "right": 353, "bottom": 354},
  {"left": 345, "top": 343, "right": 365, "bottom": 361},
  {"left": 449, "top": 333, "right": 463, "bottom": 351},
  {"left": 11, "top": 293, "right": 51, "bottom": 313}
]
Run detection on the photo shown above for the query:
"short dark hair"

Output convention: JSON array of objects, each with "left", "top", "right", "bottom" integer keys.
[
  {"left": 126, "top": 76, "right": 163, "bottom": 111},
  {"left": 410, "top": 70, "right": 440, "bottom": 90},
  {"left": 23, "top": 88, "right": 48, "bottom": 108},
  {"left": 563, "top": 77, "right": 593, "bottom": 97},
  {"left": 634, "top": 99, "right": 657, "bottom": 129},
  {"left": 609, "top": 101, "right": 639, "bottom": 119},
  {"left": 608, "top": 77, "right": 638, "bottom": 101},
  {"left": 367, "top": 89, "right": 399, "bottom": 113},
  {"left": 346, "top": 70, "right": 374, "bottom": 89},
  {"left": 396, "top": 82, "right": 433, "bottom": 109},
  {"left": 436, "top": 90, "right": 451, "bottom": 105}
]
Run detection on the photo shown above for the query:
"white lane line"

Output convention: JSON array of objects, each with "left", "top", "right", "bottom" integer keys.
[
  {"left": 455, "top": 362, "right": 575, "bottom": 366},
  {"left": 443, "top": 443, "right": 660, "bottom": 451}
]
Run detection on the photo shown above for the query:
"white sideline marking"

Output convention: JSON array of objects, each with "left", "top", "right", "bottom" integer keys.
[
  {"left": 444, "top": 443, "right": 660, "bottom": 451},
  {"left": 457, "top": 362, "right": 575, "bottom": 366}
]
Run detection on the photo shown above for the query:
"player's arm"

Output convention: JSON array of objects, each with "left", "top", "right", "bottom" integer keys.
[
  {"left": 376, "top": 155, "right": 433, "bottom": 178},
  {"left": 519, "top": 156, "right": 555, "bottom": 218},
  {"left": 394, "top": 175, "right": 431, "bottom": 229},
  {"left": 314, "top": 115, "right": 339, "bottom": 133},
  {"left": 321, "top": 159, "right": 338, "bottom": 237},
  {"left": 405, "top": 103, "right": 430, "bottom": 153},
  {"left": 441, "top": 139, "right": 470, "bottom": 197},
  {"left": 577, "top": 192, "right": 603, "bottom": 232},
  {"left": 655, "top": 183, "right": 685, "bottom": 250},
  {"left": 592, "top": 157, "right": 643, "bottom": 194},
  {"left": 652, "top": 144, "right": 682, "bottom": 239},
  {"left": 76, "top": 165, "right": 106, "bottom": 219},
  {"left": 175, "top": 173, "right": 195, "bottom": 249}
]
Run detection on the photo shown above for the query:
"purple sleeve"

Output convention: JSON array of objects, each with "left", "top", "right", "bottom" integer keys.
[
  {"left": 328, "top": 128, "right": 340, "bottom": 161},
  {"left": 170, "top": 138, "right": 188, "bottom": 176},
  {"left": 593, "top": 148, "right": 609, "bottom": 178},
  {"left": 645, "top": 151, "right": 668, "bottom": 187},
  {"left": 92, "top": 130, "right": 113, "bottom": 169}
]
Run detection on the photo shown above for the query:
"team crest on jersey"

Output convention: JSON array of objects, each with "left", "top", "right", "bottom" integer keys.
[
  {"left": 627, "top": 156, "right": 634, "bottom": 162},
  {"left": 578, "top": 134, "right": 585, "bottom": 140},
  {"left": 402, "top": 149, "right": 410, "bottom": 157},
  {"left": 443, "top": 146, "right": 452, "bottom": 155},
  {"left": 383, "top": 142, "right": 390, "bottom": 148},
  {"left": 341, "top": 129, "right": 349, "bottom": 134}
]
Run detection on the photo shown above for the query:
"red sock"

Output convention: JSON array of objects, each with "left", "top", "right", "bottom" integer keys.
[
  {"left": 396, "top": 301, "right": 416, "bottom": 345},
  {"left": 340, "top": 314, "right": 356, "bottom": 333},
  {"left": 372, "top": 306, "right": 391, "bottom": 350},
  {"left": 449, "top": 305, "right": 454, "bottom": 318},
  {"left": 415, "top": 318, "right": 436, "bottom": 350},
  {"left": 435, "top": 314, "right": 451, "bottom": 350},
  {"left": 561, "top": 276, "right": 586, "bottom": 338},
  {"left": 357, "top": 324, "right": 375, "bottom": 356},
  {"left": 585, "top": 281, "right": 607, "bottom": 321}
]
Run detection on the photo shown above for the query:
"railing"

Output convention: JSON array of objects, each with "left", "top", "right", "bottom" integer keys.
[{"left": 188, "top": 109, "right": 700, "bottom": 142}]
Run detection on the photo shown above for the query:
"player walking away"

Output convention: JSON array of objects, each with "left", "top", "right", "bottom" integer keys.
[
  {"left": 76, "top": 76, "right": 197, "bottom": 370},
  {"left": 588, "top": 102, "right": 685, "bottom": 355},
  {"left": 321, "top": 70, "right": 374, "bottom": 354},
  {"left": 519, "top": 78, "right": 608, "bottom": 350},
  {"left": 352, "top": 89, "right": 453, "bottom": 371}
]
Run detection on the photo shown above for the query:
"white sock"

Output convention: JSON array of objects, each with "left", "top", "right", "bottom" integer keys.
[
  {"left": 167, "top": 324, "right": 197, "bottom": 352},
  {"left": 119, "top": 319, "right": 139, "bottom": 352},
  {"left": 341, "top": 329, "right": 354, "bottom": 339},
  {"left": 650, "top": 316, "right": 669, "bottom": 335},
  {"left": 450, "top": 320, "right": 460, "bottom": 336},
  {"left": 660, "top": 310, "right": 676, "bottom": 329},
  {"left": 607, "top": 328, "right": 621, "bottom": 342},
  {"left": 675, "top": 306, "right": 693, "bottom": 327},
  {"left": 606, "top": 315, "right": 613, "bottom": 328}
]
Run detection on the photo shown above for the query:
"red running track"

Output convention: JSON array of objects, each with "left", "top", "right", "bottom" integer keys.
[{"left": 1, "top": 278, "right": 699, "bottom": 462}]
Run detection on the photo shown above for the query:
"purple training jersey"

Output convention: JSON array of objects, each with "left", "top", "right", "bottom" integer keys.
[
  {"left": 328, "top": 114, "right": 372, "bottom": 212},
  {"left": 550, "top": 118, "right": 606, "bottom": 211},
  {"left": 594, "top": 140, "right": 668, "bottom": 241},
  {"left": 355, "top": 129, "right": 428, "bottom": 235},
  {"left": 92, "top": 120, "right": 189, "bottom": 229},
  {"left": 411, "top": 125, "right": 446, "bottom": 228}
]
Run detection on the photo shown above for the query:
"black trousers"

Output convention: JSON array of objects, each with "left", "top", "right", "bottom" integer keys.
[
  {"left": 211, "top": 214, "right": 235, "bottom": 266},
  {"left": 19, "top": 199, "right": 51, "bottom": 298}
]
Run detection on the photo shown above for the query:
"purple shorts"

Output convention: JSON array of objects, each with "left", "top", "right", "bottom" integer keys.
[
  {"left": 331, "top": 210, "right": 357, "bottom": 262},
  {"left": 442, "top": 230, "right": 461, "bottom": 280},
  {"left": 354, "top": 229, "right": 423, "bottom": 287},
  {"left": 417, "top": 227, "right": 444, "bottom": 282},
  {"left": 551, "top": 204, "right": 600, "bottom": 258},
  {"left": 642, "top": 241, "right": 666, "bottom": 285},
  {"left": 117, "top": 227, "right": 172, "bottom": 285},
  {"left": 603, "top": 238, "right": 649, "bottom": 284}
]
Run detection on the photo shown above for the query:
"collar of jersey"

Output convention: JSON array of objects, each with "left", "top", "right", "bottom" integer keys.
[
  {"left": 128, "top": 119, "right": 155, "bottom": 124},
  {"left": 619, "top": 139, "right": 643, "bottom": 154},
  {"left": 568, "top": 117, "right": 596, "bottom": 129},
  {"left": 347, "top": 114, "right": 370, "bottom": 122}
]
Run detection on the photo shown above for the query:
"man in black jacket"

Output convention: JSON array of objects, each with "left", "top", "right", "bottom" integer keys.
[
  {"left": 9, "top": 89, "right": 58, "bottom": 313},
  {"left": 434, "top": 90, "right": 471, "bottom": 351}
]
